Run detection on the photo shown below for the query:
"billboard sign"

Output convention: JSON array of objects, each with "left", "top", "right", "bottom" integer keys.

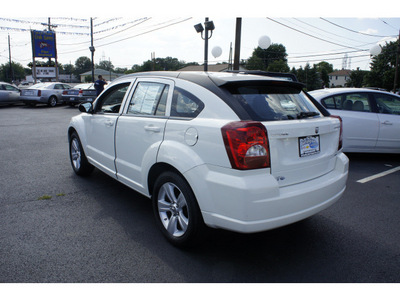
[
  {"left": 36, "top": 67, "right": 57, "bottom": 78},
  {"left": 31, "top": 30, "right": 56, "bottom": 58}
]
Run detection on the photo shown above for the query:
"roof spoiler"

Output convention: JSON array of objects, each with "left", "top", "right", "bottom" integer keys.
[{"left": 223, "top": 70, "right": 299, "bottom": 82}]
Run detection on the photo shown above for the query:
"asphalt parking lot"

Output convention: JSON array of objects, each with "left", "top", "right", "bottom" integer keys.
[{"left": 0, "top": 104, "right": 399, "bottom": 283}]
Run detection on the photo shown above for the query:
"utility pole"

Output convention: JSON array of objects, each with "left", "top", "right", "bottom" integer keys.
[
  {"left": 43, "top": 17, "right": 59, "bottom": 81},
  {"left": 8, "top": 34, "right": 14, "bottom": 82},
  {"left": 89, "top": 18, "right": 95, "bottom": 83},
  {"left": 233, "top": 18, "right": 242, "bottom": 71},
  {"left": 393, "top": 30, "right": 400, "bottom": 93}
]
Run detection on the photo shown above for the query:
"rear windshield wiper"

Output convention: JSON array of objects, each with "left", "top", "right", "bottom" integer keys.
[{"left": 297, "top": 111, "right": 320, "bottom": 119}]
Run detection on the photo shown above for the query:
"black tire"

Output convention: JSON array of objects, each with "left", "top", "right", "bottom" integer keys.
[
  {"left": 152, "top": 171, "right": 205, "bottom": 247},
  {"left": 69, "top": 132, "right": 94, "bottom": 176},
  {"left": 48, "top": 96, "right": 57, "bottom": 107}
]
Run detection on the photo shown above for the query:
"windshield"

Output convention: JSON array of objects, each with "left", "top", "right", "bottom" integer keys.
[{"left": 226, "top": 84, "right": 321, "bottom": 121}]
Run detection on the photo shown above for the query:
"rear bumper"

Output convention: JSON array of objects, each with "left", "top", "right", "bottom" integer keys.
[
  {"left": 21, "top": 96, "right": 47, "bottom": 104},
  {"left": 62, "top": 96, "right": 95, "bottom": 105},
  {"left": 185, "top": 152, "right": 349, "bottom": 233}
]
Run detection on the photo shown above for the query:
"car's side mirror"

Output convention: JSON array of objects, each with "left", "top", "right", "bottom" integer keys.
[{"left": 79, "top": 102, "right": 94, "bottom": 113}]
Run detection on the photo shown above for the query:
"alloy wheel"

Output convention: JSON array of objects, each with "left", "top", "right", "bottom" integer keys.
[{"left": 157, "top": 182, "right": 189, "bottom": 237}]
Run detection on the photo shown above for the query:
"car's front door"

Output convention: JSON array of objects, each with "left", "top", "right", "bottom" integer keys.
[
  {"left": 0, "top": 84, "right": 10, "bottom": 103},
  {"left": 115, "top": 79, "right": 173, "bottom": 195},
  {"left": 84, "top": 81, "right": 132, "bottom": 178},
  {"left": 373, "top": 93, "right": 400, "bottom": 152}
]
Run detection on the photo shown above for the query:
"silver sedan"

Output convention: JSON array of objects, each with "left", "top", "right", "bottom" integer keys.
[
  {"left": 20, "top": 82, "right": 72, "bottom": 107},
  {"left": 0, "top": 82, "right": 21, "bottom": 106}
]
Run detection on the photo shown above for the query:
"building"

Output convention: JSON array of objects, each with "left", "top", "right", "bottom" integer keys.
[
  {"left": 80, "top": 68, "right": 123, "bottom": 82},
  {"left": 328, "top": 70, "right": 351, "bottom": 87}
]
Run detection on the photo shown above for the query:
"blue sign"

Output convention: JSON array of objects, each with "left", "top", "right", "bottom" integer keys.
[{"left": 32, "top": 30, "right": 56, "bottom": 58}]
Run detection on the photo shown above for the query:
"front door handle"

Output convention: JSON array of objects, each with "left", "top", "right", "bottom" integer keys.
[
  {"left": 144, "top": 125, "right": 161, "bottom": 133},
  {"left": 105, "top": 120, "right": 114, "bottom": 127}
]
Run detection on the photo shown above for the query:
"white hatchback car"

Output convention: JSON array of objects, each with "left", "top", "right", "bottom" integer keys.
[
  {"left": 310, "top": 88, "right": 400, "bottom": 153},
  {"left": 68, "top": 71, "right": 349, "bottom": 247}
]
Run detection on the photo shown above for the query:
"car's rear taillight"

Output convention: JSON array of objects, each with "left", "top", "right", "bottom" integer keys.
[
  {"left": 38, "top": 90, "right": 41, "bottom": 97},
  {"left": 79, "top": 89, "right": 83, "bottom": 96},
  {"left": 330, "top": 115, "right": 343, "bottom": 150},
  {"left": 221, "top": 121, "right": 270, "bottom": 170},
  {"left": 62, "top": 90, "right": 68, "bottom": 95}
]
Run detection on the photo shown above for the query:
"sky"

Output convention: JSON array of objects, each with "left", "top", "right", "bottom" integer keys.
[{"left": 1, "top": 1, "right": 400, "bottom": 73}]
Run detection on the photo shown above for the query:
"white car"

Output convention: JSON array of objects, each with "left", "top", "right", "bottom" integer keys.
[
  {"left": 310, "top": 88, "right": 400, "bottom": 153},
  {"left": 68, "top": 71, "right": 348, "bottom": 247}
]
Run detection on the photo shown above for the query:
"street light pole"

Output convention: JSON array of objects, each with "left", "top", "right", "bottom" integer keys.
[
  {"left": 204, "top": 18, "right": 209, "bottom": 72},
  {"left": 194, "top": 18, "right": 215, "bottom": 72}
]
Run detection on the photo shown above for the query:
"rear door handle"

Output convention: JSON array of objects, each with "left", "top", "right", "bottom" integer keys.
[
  {"left": 382, "top": 121, "right": 393, "bottom": 125},
  {"left": 144, "top": 125, "right": 161, "bottom": 133}
]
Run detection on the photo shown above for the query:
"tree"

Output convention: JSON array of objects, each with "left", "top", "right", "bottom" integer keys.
[
  {"left": 365, "top": 41, "right": 399, "bottom": 91},
  {"left": 74, "top": 56, "right": 92, "bottom": 77},
  {"left": 314, "top": 61, "right": 333, "bottom": 88},
  {"left": 267, "top": 60, "right": 290, "bottom": 73},
  {"left": 96, "top": 60, "right": 114, "bottom": 71},
  {"left": 126, "top": 57, "right": 196, "bottom": 73},
  {"left": 0, "top": 61, "right": 27, "bottom": 82},
  {"left": 245, "top": 43, "right": 289, "bottom": 71},
  {"left": 61, "top": 63, "right": 75, "bottom": 75},
  {"left": 347, "top": 68, "right": 369, "bottom": 87},
  {"left": 245, "top": 55, "right": 264, "bottom": 70},
  {"left": 294, "top": 63, "right": 322, "bottom": 91},
  {"left": 114, "top": 67, "right": 128, "bottom": 74}
]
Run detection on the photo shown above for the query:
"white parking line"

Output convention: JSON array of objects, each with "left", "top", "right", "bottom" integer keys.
[{"left": 357, "top": 166, "right": 400, "bottom": 184}]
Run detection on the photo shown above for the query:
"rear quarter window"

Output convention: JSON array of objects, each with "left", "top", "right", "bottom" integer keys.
[{"left": 170, "top": 87, "right": 204, "bottom": 119}]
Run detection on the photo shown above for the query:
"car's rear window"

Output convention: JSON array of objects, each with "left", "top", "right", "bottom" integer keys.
[{"left": 225, "top": 84, "right": 321, "bottom": 121}]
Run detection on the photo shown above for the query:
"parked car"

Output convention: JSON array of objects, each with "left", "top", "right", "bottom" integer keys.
[
  {"left": 68, "top": 71, "right": 349, "bottom": 247},
  {"left": 20, "top": 82, "right": 72, "bottom": 107},
  {"left": 0, "top": 82, "right": 21, "bottom": 106},
  {"left": 62, "top": 83, "right": 97, "bottom": 106},
  {"left": 310, "top": 88, "right": 400, "bottom": 153}
]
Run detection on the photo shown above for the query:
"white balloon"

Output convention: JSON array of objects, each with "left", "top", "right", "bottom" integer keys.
[
  {"left": 370, "top": 44, "right": 382, "bottom": 56},
  {"left": 211, "top": 46, "right": 222, "bottom": 58},
  {"left": 258, "top": 35, "right": 271, "bottom": 49}
]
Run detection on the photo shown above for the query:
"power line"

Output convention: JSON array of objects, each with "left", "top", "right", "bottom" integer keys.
[
  {"left": 320, "top": 18, "right": 397, "bottom": 38},
  {"left": 288, "top": 54, "right": 370, "bottom": 64},
  {"left": 57, "top": 18, "right": 193, "bottom": 55},
  {"left": 267, "top": 18, "right": 368, "bottom": 51},
  {"left": 380, "top": 19, "right": 399, "bottom": 31},
  {"left": 95, "top": 17, "right": 192, "bottom": 48},
  {"left": 293, "top": 18, "right": 368, "bottom": 44}
]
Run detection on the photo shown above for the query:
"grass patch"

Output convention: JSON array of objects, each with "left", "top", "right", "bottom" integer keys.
[
  {"left": 38, "top": 195, "right": 52, "bottom": 200},
  {"left": 56, "top": 193, "right": 65, "bottom": 197}
]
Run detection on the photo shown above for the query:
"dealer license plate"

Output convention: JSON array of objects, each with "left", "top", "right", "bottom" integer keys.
[{"left": 299, "top": 135, "right": 320, "bottom": 157}]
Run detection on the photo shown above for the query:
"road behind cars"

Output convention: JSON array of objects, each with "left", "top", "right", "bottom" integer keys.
[{"left": 0, "top": 105, "right": 399, "bottom": 283}]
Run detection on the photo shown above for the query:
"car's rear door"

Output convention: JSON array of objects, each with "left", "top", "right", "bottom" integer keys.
[
  {"left": 115, "top": 78, "right": 173, "bottom": 195},
  {"left": 84, "top": 81, "right": 132, "bottom": 178}
]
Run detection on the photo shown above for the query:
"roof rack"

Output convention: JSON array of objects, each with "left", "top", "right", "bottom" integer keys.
[{"left": 223, "top": 70, "right": 298, "bottom": 82}]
